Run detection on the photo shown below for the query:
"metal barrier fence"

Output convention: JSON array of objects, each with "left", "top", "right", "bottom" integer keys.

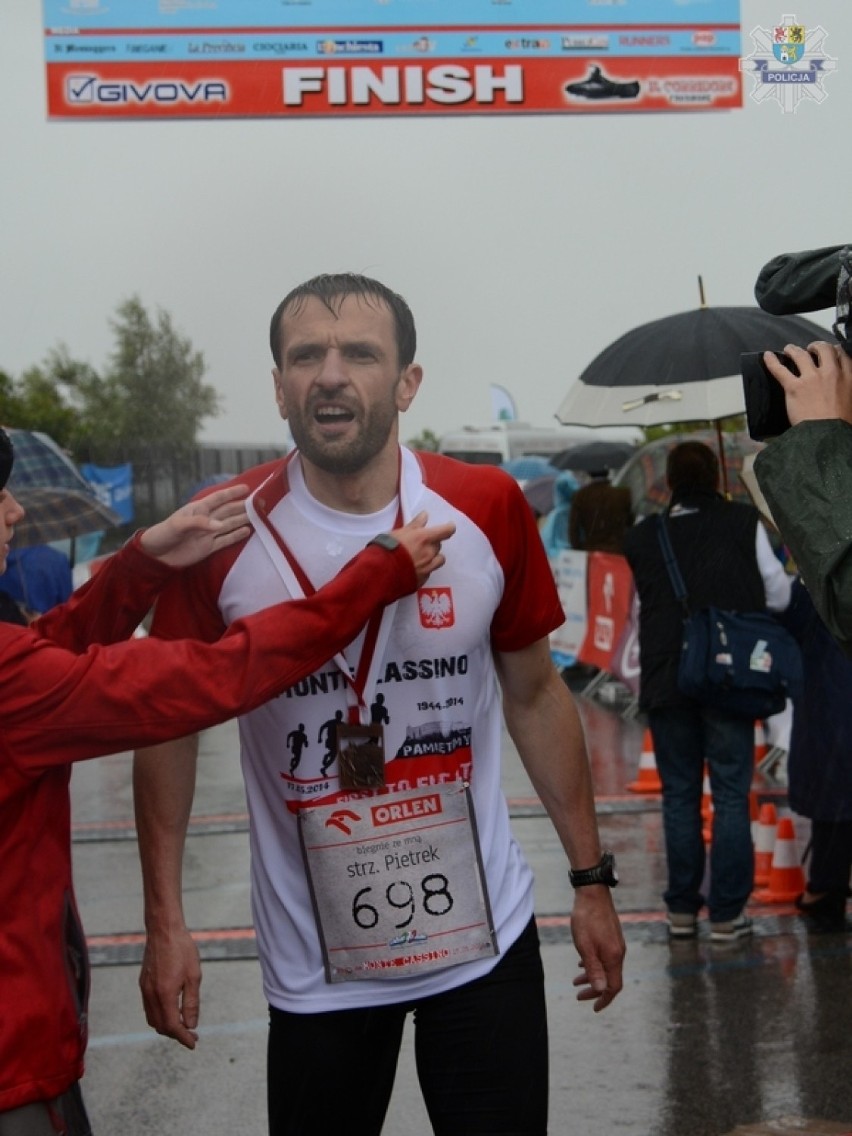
[{"left": 98, "top": 442, "right": 288, "bottom": 543}]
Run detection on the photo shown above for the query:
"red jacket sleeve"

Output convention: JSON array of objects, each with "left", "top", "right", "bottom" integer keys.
[
  {"left": 31, "top": 535, "right": 176, "bottom": 650},
  {"left": 0, "top": 542, "right": 417, "bottom": 784}
]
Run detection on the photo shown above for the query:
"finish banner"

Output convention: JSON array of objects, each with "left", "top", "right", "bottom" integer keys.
[{"left": 43, "top": 0, "right": 742, "bottom": 120}]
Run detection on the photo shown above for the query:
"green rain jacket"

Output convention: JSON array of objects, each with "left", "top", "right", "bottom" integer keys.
[{"left": 754, "top": 419, "right": 852, "bottom": 656}]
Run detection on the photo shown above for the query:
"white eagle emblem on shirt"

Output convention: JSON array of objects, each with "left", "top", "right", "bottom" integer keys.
[{"left": 418, "top": 586, "right": 455, "bottom": 628}]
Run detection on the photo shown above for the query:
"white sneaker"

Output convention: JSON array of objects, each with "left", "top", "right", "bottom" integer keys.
[
  {"left": 710, "top": 914, "right": 753, "bottom": 942},
  {"left": 667, "top": 912, "right": 698, "bottom": 940}
]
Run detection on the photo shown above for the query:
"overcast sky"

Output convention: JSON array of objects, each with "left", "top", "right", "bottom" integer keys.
[{"left": 1, "top": 3, "right": 847, "bottom": 446}]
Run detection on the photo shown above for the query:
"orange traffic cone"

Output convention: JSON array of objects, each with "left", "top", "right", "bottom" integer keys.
[
  {"left": 753, "top": 720, "right": 768, "bottom": 766},
  {"left": 752, "top": 802, "right": 777, "bottom": 888},
  {"left": 627, "top": 730, "right": 662, "bottom": 794},
  {"left": 753, "top": 816, "right": 805, "bottom": 903}
]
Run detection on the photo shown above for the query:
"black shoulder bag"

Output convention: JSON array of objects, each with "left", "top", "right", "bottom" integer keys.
[{"left": 656, "top": 514, "right": 803, "bottom": 720}]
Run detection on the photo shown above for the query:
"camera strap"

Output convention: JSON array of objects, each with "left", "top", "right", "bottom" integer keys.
[{"left": 834, "top": 245, "right": 851, "bottom": 359}]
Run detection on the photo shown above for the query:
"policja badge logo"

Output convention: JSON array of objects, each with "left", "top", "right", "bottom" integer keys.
[
  {"left": 740, "top": 11, "right": 837, "bottom": 113},
  {"left": 773, "top": 20, "right": 806, "bottom": 64}
]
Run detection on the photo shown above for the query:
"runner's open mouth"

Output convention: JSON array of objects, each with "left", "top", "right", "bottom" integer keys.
[{"left": 315, "top": 406, "right": 355, "bottom": 425}]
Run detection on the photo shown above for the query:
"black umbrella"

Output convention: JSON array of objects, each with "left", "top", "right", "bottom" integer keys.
[
  {"left": 555, "top": 293, "right": 832, "bottom": 493},
  {"left": 555, "top": 303, "right": 832, "bottom": 430},
  {"left": 550, "top": 440, "right": 637, "bottom": 473}
]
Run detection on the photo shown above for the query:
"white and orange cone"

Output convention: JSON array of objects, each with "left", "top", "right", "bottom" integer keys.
[
  {"left": 753, "top": 816, "right": 805, "bottom": 903},
  {"left": 752, "top": 802, "right": 778, "bottom": 889},
  {"left": 627, "top": 729, "right": 662, "bottom": 794},
  {"left": 749, "top": 791, "right": 760, "bottom": 843}
]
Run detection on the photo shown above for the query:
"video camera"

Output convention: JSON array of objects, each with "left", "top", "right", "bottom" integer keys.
[{"left": 742, "top": 244, "right": 851, "bottom": 440}]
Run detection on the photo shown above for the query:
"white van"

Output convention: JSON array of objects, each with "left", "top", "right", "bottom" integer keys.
[{"left": 438, "top": 421, "right": 643, "bottom": 466}]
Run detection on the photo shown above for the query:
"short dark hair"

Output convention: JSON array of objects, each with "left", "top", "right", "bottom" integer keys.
[
  {"left": 666, "top": 441, "right": 719, "bottom": 494},
  {"left": 269, "top": 273, "right": 417, "bottom": 370}
]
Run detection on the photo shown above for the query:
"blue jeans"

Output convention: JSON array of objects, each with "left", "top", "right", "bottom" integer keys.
[{"left": 649, "top": 705, "right": 755, "bottom": 923}]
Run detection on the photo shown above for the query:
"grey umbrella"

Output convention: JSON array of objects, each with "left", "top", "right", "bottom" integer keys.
[
  {"left": 4, "top": 429, "right": 122, "bottom": 563},
  {"left": 5, "top": 429, "right": 94, "bottom": 493},
  {"left": 612, "top": 430, "right": 761, "bottom": 518},
  {"left": 12, "top": 487, "right": 121, "bottom": 563}
]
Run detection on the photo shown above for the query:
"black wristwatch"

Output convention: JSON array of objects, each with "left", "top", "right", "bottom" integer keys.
[
  {"left": 569, "top": 851, "right": 619, "bottom": 888},
  {"left": 368, "top": 533, "right": 400, "bottom": 552}
]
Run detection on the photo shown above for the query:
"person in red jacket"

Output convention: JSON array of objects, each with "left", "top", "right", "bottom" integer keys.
[{"left": 0, "top": 427, "right": 452, "bottom": 1136}]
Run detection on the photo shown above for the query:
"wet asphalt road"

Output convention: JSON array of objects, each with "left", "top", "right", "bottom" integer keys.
[{"left": 69, "top": 682, "right": 852, "bottom": 1135}]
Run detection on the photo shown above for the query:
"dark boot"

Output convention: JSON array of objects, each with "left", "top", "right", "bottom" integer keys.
[{"left": 795, "top": 890, "right": 850, "bottom": 933}]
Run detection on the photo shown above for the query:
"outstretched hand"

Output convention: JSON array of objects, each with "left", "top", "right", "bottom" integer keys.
[
  {"left": 140, "top": 484, "right": 252, "bottom": 569},
  {"left": 765, "top": 341, "right": 852, "bottom": 426},
  {"left": 391, "top": 512, "right": 456, "bottom": 586}
]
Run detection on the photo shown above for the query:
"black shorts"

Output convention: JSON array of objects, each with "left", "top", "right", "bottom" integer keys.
[{"left": 267, "top": 917, "right": 549, "bottom": 1136}]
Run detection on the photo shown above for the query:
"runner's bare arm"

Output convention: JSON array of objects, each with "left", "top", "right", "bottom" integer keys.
[
  {"left": 494, "top": 639, "right": 625, "bottom": 1012},
  {"left": 134, "top": 735, "right": 202, "bottom": 1049}
]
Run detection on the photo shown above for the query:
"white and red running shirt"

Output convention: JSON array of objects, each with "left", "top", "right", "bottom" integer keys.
[{"left": 151, "top": 447, "right": 565, "bottom": 1012}]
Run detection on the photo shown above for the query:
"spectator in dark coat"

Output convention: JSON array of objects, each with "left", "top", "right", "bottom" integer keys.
[{"left": 779, "top": 579, "right": 852, "bottom": 932}]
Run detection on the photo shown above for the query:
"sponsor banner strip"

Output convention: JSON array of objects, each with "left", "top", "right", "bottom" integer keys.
[
  {"left": 46, "top": 56, "right": 742, "bottom": 118},
  {"left": 44, "top": 28, "right": 743, "bottom": 63}
]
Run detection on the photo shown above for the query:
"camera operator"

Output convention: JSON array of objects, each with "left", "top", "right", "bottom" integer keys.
[{"left": 753, "top": 244, "right": 852, "bottom": 653}]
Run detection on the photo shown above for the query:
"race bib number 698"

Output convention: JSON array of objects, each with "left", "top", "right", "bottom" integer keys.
[{"left": 299, "top": 782, "right": 497, "bottom": 983}]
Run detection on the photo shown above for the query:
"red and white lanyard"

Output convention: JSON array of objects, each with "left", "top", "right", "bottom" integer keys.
[{"left": 248, "top": 457, "right": 404, "bottom": 726}]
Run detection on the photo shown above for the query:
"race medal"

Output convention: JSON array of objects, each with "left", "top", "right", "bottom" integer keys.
[
  {"left": 299, "top": 782, "right": 498, "bottom": 983},
  {"left": 337, "top": 723, "right": 386, "bottom": 790}
]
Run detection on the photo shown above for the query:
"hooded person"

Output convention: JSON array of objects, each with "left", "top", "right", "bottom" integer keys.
[{"left": 539, "top": 469, "right": 581, "bottom": 557}]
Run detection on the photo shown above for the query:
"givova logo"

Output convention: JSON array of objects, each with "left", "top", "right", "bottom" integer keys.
[{"left": 64, "top": 74, "right": 228, "bottom": 106}]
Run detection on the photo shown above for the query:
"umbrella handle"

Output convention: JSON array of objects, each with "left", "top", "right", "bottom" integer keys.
[{"left": 715, "top": 422, "right": 730, "bottom": 497}]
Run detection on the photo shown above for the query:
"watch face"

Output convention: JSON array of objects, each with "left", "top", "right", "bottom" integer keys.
[
  {"left": 371, "top": 533, "right": 399, "bottom": 551},
  {"left": 571, "top": 852, "right": 618, "bottom": 887}
]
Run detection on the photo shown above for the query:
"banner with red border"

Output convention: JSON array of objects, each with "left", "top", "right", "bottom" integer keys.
[
  {"left": 42, "top": 1, "right": 742, "bottom": 119},
  {"left": 46, "top": 56, "right": 742, "bottom": 118}
]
